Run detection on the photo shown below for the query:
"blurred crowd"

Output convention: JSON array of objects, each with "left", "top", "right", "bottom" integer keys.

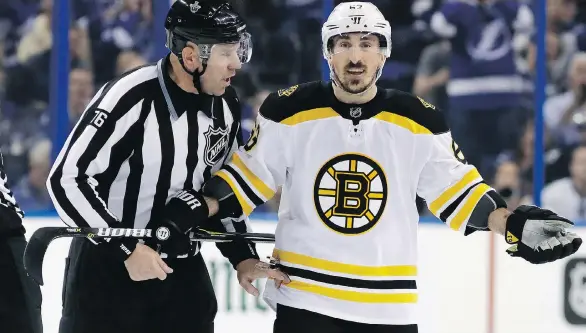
[{"left": 0, "top": 0, "right": 585, "bottom": 222}]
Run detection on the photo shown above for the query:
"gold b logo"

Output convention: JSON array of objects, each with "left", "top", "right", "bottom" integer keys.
[{"left": 313, "top": 154, "right": 388, "bottom": 235}]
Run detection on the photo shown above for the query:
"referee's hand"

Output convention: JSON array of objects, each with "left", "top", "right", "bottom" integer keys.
[{"left": 124, "top": 243, "right": 174, "bottom": 281}]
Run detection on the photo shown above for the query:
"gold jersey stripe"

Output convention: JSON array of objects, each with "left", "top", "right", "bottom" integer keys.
[
  {"left": 280, "top": 107, "right": 339, "bottom": 125},
  {"left": 374, "top": 112, "right": 432, "bottom": 135},
  {"left": 286, "top": 280, "right": 418, "bottom": 303},
  {"left": 429, "top": 168, "right": 482, "bottom": 215},
  {"left": 215, "top": 170, "right": 253, "bottom": 215},
  {"left": 450, "top": 183, "right": 491, "bottom": 231},
  {"left": 231, "top": 154, "right": 275, "bottom": 200}
]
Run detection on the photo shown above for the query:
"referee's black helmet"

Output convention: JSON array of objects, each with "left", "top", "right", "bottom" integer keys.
[{"left": 165, "top": 0, "right": 252, "bottom": 64}]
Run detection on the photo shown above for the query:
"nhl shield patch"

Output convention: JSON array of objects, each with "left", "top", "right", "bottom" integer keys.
[{"left": 204, "top": 126, "right": 229, "bottom": 166}]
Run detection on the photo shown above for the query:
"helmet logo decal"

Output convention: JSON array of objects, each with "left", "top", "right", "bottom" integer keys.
[
  {"left": 350, "top": 16, "right": 362, "bottom": 25},
  {"left": 190, "top": 2, "right": 201, "bottom": 13}
]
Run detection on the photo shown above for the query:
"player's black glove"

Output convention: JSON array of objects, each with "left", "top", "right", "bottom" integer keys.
[
  {"left": 147, "top": 189, "right": 210, "bottom": 257},
  {"left": 504, "top": 205, "right": 582, "bottom": 264}
]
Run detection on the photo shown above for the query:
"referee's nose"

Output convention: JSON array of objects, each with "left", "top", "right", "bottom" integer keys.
[{"left": 229, "top": 52, "right": 242, "bottom": 71}]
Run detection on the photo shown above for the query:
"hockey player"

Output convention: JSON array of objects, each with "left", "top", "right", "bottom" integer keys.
[
  {"left": 46, "top": 1, "right": 287, "bottom": 333},
  {"left": 177, "top": 2, "right": 582, "bottom": 333},
  {"left": 0, "top": 151, "right": 42, "bottom": 333}
]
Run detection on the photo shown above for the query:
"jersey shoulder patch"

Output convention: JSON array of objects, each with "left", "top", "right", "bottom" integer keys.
[
  {"left": 259, "top": 81, "right": 330, "bottom": 123},
  {"left": 277, "top": 85, "right": 299, "bottom": 97},
  {"left": 380, "top": 89, "right": 449, "bottom": 135}
]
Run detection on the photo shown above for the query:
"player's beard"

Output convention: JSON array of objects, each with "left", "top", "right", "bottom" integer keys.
[{"left": 333, "top": 64, "right": 378, "bottom": 95}]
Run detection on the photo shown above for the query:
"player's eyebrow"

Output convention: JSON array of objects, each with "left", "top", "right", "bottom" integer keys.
[
  {"left": 335, "top": 34, "right": 376, "bottom": 42},
  {"left": 360, "top": 34, "right": 378, "bottom": 41},
  {"left": 336, "top": 34, "right": 351, "bottom": 40}
]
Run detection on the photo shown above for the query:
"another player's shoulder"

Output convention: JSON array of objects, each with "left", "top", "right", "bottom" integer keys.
[
  {"left": 259, "top": 81, "right": 330, "bottom": 123},
  {"left": 378, "top": 88, "right": 449, "bottom": 135}
]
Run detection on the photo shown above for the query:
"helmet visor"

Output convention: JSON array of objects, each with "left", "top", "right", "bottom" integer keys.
[{"left": 199, "top": 32, "right": 253, "bottom": 64}]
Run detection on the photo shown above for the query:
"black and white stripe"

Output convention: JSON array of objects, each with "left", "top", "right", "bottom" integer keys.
[
  {"left": 0, "top": 152, "right": 24, "bottom": 224},
  {"left": 47, "top": 58, "right": 242, "bottom": 233},
  {"left": 280, "top": 264, "right": 417, "bottom": 290}
]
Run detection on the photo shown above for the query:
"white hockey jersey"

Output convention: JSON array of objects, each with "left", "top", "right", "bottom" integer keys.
[{"left": 214, "top": 81, "right": 499, "bottom": 325}]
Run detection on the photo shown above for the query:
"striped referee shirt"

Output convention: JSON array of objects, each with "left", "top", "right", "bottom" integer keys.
[
  {"left": 0, "top": 151, "right": 25, "bottom": 235},
  {"left": 47, "top": 55, "right": 257, "bottom": 264}
]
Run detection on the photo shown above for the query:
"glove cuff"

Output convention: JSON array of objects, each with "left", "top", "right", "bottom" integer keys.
[
  {"left": 504, "top": 210, "right": 526, "bottom": 245},
  {"left": 107, "top": 238, "right": 139, "bottom": 261},
  {"left": 226, "top": 241, "right": 260, "bottom": 269},
  {"left": 166, "top": 189, "right": 210, "bottom": 232}
]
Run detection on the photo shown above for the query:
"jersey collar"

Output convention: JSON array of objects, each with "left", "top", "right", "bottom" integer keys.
[
  {"left": 158, "top": 54, "right": 215, "bottom": 119},
  {"left": 324, "top": 81, "right": 386, "bottom": 123}
]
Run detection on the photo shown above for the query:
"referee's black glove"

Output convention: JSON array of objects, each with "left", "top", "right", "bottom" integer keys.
[
  {"left": 504, "top": 205, "right": 582, "bottom": 264},
  {"left": 147, "top": 189, "right": 210, "bottom": 257}
]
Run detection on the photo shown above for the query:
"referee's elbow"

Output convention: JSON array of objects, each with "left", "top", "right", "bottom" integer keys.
[{"left": 45, "top": 164, "right": 61, "bottom": 205}]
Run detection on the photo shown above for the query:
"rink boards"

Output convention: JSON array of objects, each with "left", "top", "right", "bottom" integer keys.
[{"left": 23, "top": 217, "right": 586, "bottom": 333}]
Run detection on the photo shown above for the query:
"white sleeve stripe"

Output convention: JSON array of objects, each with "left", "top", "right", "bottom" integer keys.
[
  {"left": 54, "top": 105, "right": 143, "bottom": 227},
  {"left": 47, "top": 74, "right": 151, "bottom": 228},
  {"left": 96, "top": 66, "right": 157, "bottom": 111}
]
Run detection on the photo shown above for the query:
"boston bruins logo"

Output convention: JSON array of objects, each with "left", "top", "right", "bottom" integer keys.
[{"left": 314, "top": 153, "right": 387, "bottom": 235}]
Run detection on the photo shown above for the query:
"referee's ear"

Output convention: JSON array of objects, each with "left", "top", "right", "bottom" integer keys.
[{"left": 181, "top": 42, "right": 203, "bottom": 74}]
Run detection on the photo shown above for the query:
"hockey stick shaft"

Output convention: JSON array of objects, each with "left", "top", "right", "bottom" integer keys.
[
  {"left": 28, "top": 226, "right": 275, "bottom": 242},
  {"left": 24, "top": 226, "right": 275, "bottom": 286}
]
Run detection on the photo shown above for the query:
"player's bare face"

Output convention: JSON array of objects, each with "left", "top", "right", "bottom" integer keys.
[
  {"left": 330, "top": 33, "right": 384, "bottom": 94},
  {"left": 200, "top": 43, "right": 242, "bottom": 96}
]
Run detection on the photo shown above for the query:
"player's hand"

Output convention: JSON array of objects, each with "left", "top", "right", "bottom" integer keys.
[
  {"left": 236, "top": 258, "right": 290, "bottom": 296},
  {"left": 504, "top": 205, "right": 582, "bottom": 264},
  {"left": 124, "top": 243, "right": 174, "bottom": 281}
]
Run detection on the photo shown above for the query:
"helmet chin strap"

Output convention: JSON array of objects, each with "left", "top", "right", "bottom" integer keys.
[
  {"left": 177, "top": 52, "right": 208, "bottom": 94},
  {"left": 174, "top": 52, "right": 216, "bottom": 118}
]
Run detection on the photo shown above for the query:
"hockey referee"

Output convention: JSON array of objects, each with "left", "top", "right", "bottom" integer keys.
[
  {"left": 0, "top": 150, "right": 42, "bottom": 333},
  {"left": 46, "top": 1, "right": 287, "bottom": 332}
]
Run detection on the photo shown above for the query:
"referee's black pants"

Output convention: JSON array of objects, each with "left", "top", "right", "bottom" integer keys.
[
  {"left": 0, "top": 233, "right": 43, "bottom": 333},
  {"left": 273, "top": 304, "right": 418, "bottom": 333},
  {"left": 59, "top": 238, "right": 217, "bottom": 333}
]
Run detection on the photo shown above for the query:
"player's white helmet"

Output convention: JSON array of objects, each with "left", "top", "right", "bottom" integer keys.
[{"left": 321, "top": 2, "right": 392, "bottom": 59}]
